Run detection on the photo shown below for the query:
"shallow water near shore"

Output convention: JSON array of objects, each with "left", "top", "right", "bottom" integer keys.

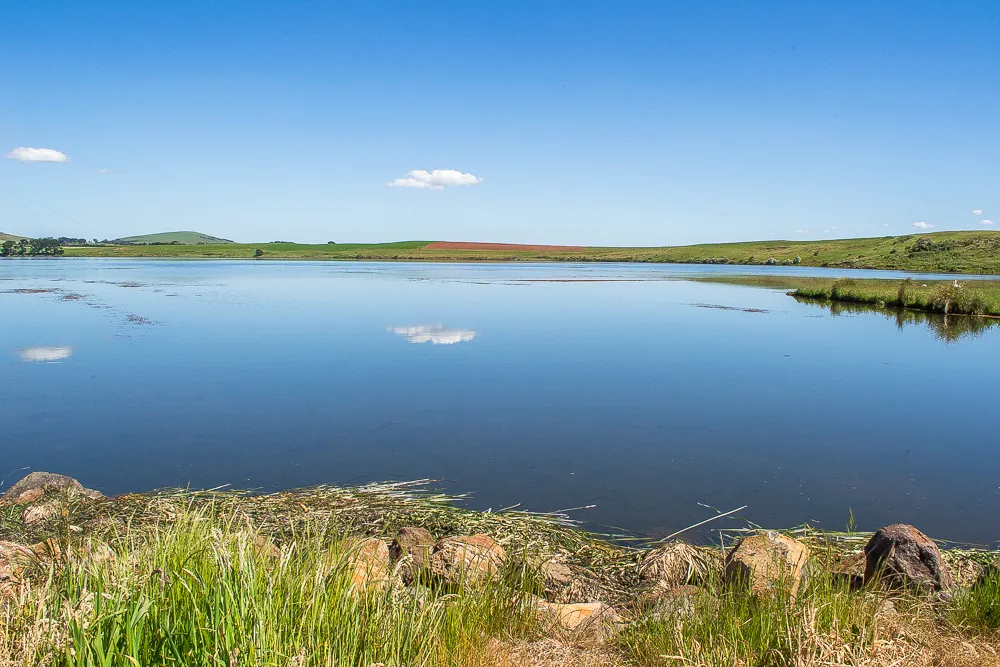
[{"left": 3, "top": 259, "right": 999, "bottom": 544}]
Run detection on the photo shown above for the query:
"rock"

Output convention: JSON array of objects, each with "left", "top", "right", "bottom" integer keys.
[
  {"left": 0, "top": 472, "right": 103, "bottom": 506},
  {"left": 638, "top": 541, "right": 721, "bottom": 587},
  {"left": 541, "top": 559, "right": 575, "bottom": 593},
  {"left": 863, "top": 524, "right": 953, "bottom": 592},
  {"left": 345, "top": 538, "right": 390, "bottom": 590},
  {"left": 0, "top": 542, "right": 34, "bottom": 600},
  {"left": 724, "top": 532, "right": 809, "bottom": 598},
  {"left": 429, "top": 534, "right": 505, "bottom": 585},
  {"left": 254, "top": 535, "right": 280, "bottom": 560},
  {"left": 31, "top": 538, "right": 62, "bottom": 564},
  {"left": 828, "top": 552, "right": 866, "bottom": 590},
  {"left": 390, "top": 526, "right": 434, "bottom": 584},
  {"left": 535, "top": 600, "right": 623, "bottom": 642}
]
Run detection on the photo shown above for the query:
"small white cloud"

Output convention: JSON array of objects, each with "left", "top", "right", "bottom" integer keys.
[
  {"left": 830, "top": 226, "right": 840, "bottom": 231},
  {"left": 388, "top": 169, "right": 482, "bottom": 189},
  {"left": 18, "top": 346, "right": 73, "bottom": 362},
  {"left": 981, "top": 219, "right": 995, "bottom": 226},
  {"left": 390, "top": 325, "right": 476, "bottom": 345},
  {"left": 96, "top": 168, "right": 109, "bottom": 174},
  {"left": 5, "top": 147, "right": 70, "bottom": 163},
  {"left": 793, "top": 229, "right": 809, "bottom": 235},
  {"left": 912, "top": 221, "right": 935, "bottom": 230},
  {"left": 973, "top": 209, "right": 983, "bottom": 216},
  {"left": 883, "top": 224, "right": 890, "bottom": 227}
]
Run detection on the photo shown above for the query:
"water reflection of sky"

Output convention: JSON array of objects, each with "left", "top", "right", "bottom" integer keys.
[
  {"left": 2, "top": 260, "right": 1000, "bottom": 544},
  {"left": 391, "top": 325, "right": 476, "bottom": 345},
  {"left": 18, "top": 346, "right": 73, "bottom": 362}
]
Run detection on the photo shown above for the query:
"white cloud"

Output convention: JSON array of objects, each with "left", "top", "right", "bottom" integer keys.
[
  {"left": 973, "top": 209, "right": 983, "bottom": 216},
  {"left": 883, "top": 224, "right": 890, "bottom": 227},
  {"left": 981, "top": 220, "right": 995, "bottom": 226},
  {"left": 912, "top": 221, "right": 935, "bottom": 230},
  {"left": 793, "top": 229, "right": 808, "bottom": 235},
  {"left": 5, "top": 147, "right": 69, "bottom": 163},
  {"left": 390, "top": 325, "right": 476, "bottom": 345},
  {"left": 388, "top": 169, "right": 482, "bottom": 189},
  {"left": 18, "top": 346, "right": 73, "bottom": 362}
]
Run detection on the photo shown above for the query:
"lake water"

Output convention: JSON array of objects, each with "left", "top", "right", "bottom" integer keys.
[{"left": 3, "top": 259, "right": 999, "bottom": 545}]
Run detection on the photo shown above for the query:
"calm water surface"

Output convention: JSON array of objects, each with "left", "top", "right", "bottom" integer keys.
[{"left": 3, "top": 260, "right": 998, "bottom": 544}]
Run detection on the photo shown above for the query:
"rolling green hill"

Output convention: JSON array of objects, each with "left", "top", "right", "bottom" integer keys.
[
  {"left": 62, "top": 230, "right": 1000, "bottom": 274},
  {"left": 0, "top": 232, "right": 27, "bottom": 242},
  {"left": 114, "top": 231, "right": 235, "bottom": 245}
]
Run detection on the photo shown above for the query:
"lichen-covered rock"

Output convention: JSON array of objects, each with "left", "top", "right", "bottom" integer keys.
[
  {"left": 724, "top": 532, "right": 809, "bottom": 598},
  {"left": 390, "top": 526, "right": 434, "bottom": 584},
  {"left": 0, "top": 472, "right": 103, "bottom": 506},
  {"left": 345, "top": 538, "right": 390, "bottom": 590},
  {"left": 864, "top": 524, "right": 953, "bottom": 592},
  {"left": 638, "top": 541, "right": 721, "bottom": 587},
  {"left": 429, "top": 534, "right": 505, "bottom": 585}
]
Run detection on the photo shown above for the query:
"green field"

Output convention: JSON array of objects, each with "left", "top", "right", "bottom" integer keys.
[
  {"left": 114, "top": 230, "right": 235, "bottom": 244},
  {"left": 58, "top": 230, "right": 1000, "bottom": 274}
]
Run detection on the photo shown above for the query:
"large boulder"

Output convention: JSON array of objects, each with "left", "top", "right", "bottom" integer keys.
[
  {"left": 863, "top": 524, "right": 953, "bottom": 592},
  {"left": 390, "top": 526, "right": 435, "bottom": 584},
  {"left": 429, "top": 534, "right": 505, "bottom": 585},
  {"left": 345, "top": 538, "right": 390, "bottom": 590},
  {"left": 0, "top": 472, "right": 103, "bottom": 506},
  {"left": 638, "top": 541, "right": 721, "bottom": 587},
  {"left": 724, "top": 532, "right": 809, "bottom": 598}
]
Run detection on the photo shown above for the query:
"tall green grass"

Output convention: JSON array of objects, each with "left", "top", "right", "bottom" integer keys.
[
  {"left": 617, "top": 566, "right": 889, "bottom": 666},
  {"left": 7, "top": 507, "right": 541, "bottom": 667}
]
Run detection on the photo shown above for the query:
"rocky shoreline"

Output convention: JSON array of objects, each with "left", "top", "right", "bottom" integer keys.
[{"left": 2, "top": 472, "right": 999, "bottom": 666}]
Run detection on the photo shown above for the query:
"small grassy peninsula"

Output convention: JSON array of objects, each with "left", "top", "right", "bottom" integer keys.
[
  {"left": 699, "top": 275, "right": 1000, "bottom": 317},
  {"left": 3, "top": 473, "right": 1000, "bottom": 666}
]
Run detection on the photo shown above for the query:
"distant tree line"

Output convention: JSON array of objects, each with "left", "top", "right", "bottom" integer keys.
[{"left": 1, "top": 238, "right": 64, "bottom": 256}]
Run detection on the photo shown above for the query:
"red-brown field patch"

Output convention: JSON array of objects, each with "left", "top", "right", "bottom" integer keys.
[{"left": 424, "top": 241, "right": 587, "bottom": 252}]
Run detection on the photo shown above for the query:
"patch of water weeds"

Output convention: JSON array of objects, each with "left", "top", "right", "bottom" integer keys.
[{"left": 688, "top": 302, "right": 770, "bottom": 313}]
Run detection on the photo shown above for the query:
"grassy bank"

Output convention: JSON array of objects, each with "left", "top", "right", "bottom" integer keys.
[
  {"left": 60, "top": 231, "right": 1000, "bottom": 274},
  {"left": 3, "top": 480, "right": 1000, "bottom": 666},
  {"left": 697, "top": 275, "right": 1000, "bottom": 317}
]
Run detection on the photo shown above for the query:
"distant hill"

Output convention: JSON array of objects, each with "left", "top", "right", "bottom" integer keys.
[
  {"left": 0, "top": 232, "right": 27, "bottom": 242},
  {"left": 114, "top": 231, "right": 235, "bottom": 245}
]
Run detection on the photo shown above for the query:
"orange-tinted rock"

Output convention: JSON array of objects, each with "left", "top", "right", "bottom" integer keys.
[{"left": 429, "top": 534, "right": 505, "bottom": 585}]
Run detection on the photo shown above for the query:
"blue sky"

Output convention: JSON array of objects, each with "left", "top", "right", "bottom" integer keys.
[{"left": 2, "top": 2, "right": 998, "bottom": 245}]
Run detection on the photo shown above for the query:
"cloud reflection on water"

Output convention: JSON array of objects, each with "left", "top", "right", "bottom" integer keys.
[
  {"left": 18, "top": 346, "right": 73, "bottom": 362},
  {"left": 390, "top": 325, "right": 476, "bottom": 345}
]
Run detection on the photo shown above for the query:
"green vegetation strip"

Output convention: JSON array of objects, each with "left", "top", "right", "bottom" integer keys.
[{"left": 49, "top": 231, "right": 1000, "bottom": 275}]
